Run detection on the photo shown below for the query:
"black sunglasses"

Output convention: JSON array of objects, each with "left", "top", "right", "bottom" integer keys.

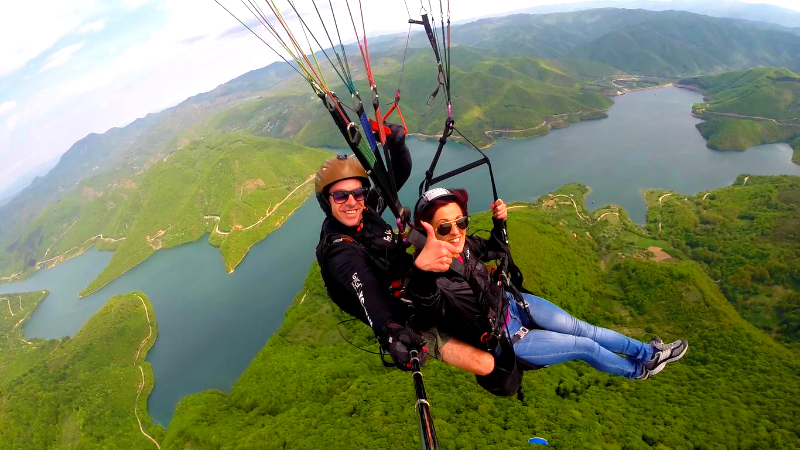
[
  {"left": 329, "top": 187, "right": 368, "bottom": 204},
  {"left": 436, "top": 216, "right": 469, "bottom": 236}
]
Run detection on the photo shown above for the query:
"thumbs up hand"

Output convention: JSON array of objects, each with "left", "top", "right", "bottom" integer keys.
[{"left": 413, "top": 221, "right": 461, "bottom": 272}]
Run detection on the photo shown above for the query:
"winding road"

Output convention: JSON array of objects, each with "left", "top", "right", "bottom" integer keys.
[{"left": 133, "top": 294, "right": 160, "bottom": 449}]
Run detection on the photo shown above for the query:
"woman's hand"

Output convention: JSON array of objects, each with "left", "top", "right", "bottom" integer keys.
[
  {"left": 413, "top": 221, "right": 461, "bottom": 272},
  {"left": 491, "top": 199, "right": 507, "bottom": 221}
]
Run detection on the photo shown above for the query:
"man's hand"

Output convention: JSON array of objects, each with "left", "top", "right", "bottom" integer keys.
[
  {"left": 491, "top": 198, "right": 507, "bottom": 222},
  {"left": 385, "top": 321, "right": 428, "bottom": 371},
  {"left": 413, "top": 221, "right": 461, "bottom": 272}
]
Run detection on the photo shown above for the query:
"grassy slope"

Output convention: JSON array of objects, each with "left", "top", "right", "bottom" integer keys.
[
  {"left": 0, "top": 292, "right": 163, "bottom": 449},
  {"left": 682, "top": 68, "right": 800, "bottom": 158},
  {"left": 163, "top": 182, "right": 800, "bottom": 449},
  {"left": 645, "top": 175, "right": 800, "bottom": 349}
]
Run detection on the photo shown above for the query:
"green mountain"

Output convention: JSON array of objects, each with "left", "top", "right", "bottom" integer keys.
[
  {"left": 566, "top": 11, "right": 800, "bottom": 77},
  {"left": 160, "top": 180, "right": 800, "bottom": 448},
  {"left": 512, "top": 1, "right": 800, "bottom": 29},
  {"left": 431, "top": 9, "right": 665, "bottom": 59},
  {"left": 679, "top": 68, "right": 800, "bottom": 160},
  {"left": 419, "top": 9, "right": 800, "bottom": 77},
  {"left": 0, "top": 291, "right": 163, "bottom": 449}
]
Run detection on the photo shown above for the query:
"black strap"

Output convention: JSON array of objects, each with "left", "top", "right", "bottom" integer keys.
[{"left": 419, "top": 117, "right": 455, "bottom": 196}]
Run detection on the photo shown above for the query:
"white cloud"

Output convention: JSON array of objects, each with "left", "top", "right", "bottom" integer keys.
[
  {"left": 0, "top": 1, "right": 96, "bottom": 76},
  {"left": 80, "top": 19, "right": 106, "bottom": 33},
  {"left": 0, "top": 101, "right": 17, "bottom": 117},
  {"left": 6, "top": 114, "right": 19, "bottom": 132},
  {"left": 39, "top": 43, "right": 86, "bottom": 73}
]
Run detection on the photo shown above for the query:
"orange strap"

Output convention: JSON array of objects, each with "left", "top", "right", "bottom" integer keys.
[{"left": 369, "top": 95, "right": 408, "bottom": 136}]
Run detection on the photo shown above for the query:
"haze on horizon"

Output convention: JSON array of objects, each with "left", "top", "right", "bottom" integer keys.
[{"left": 1, "top": 0, "right": 799, "bottom": 198}]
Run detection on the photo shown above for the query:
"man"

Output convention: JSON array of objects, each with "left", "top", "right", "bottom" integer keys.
[{"left": 315, "top": 125, "right": 493, "bottom": 374}]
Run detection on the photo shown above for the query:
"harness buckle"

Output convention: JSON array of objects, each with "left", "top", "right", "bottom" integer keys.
[{"left": 511, "top": 327, "right": 529, "bottom": 345}]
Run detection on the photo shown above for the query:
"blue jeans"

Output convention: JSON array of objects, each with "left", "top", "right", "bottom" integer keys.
[{"left": 505, "top": 292, "right": 652, "bottom": 378}]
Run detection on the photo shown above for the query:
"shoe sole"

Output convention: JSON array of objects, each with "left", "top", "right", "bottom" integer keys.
[{"left": 648, "top": 342, "right": 688, "bottom": 377}]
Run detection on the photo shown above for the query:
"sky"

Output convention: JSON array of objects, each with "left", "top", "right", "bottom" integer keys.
[{"left": 1, "top": 0, "right": 800, "bottom": 195}]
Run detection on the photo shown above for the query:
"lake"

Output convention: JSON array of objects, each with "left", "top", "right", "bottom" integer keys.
[{"left": 1, "top": 86, "right": 798, "bottom": 425}]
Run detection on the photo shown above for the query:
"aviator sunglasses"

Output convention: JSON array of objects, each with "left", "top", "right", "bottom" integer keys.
[
  {"left": 329, "top": 187, "right": 368, "bottom": 204},
  {"left": 435, "top": 216, "right": 469, "bottom": 236}
]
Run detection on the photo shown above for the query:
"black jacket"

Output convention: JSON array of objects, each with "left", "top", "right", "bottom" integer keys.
[
  {"left": 406, "top": 231, "right": 509, "bottom": 349},
  {"left": 315, "top": 131, "right": 412, "bottom": 339}
]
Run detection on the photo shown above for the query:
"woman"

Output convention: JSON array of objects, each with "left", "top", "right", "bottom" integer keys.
[{"left": 408, "top": 187, "right": 688, "bottom": 382}]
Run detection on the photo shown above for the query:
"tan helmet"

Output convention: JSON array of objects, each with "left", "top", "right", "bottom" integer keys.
[{"left": 314, "top": 154, "right": 370, "bottom": 214}]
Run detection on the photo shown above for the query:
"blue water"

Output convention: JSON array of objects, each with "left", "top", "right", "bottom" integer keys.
[
  {"left": 0, "top": 200, "right": 324, "bottom": 425},
  {"left": 2, "top": 86, "right": 798, "bottom": 425},
  {"left": 395, "top": 87, "right": 800, "bottom": 223}
]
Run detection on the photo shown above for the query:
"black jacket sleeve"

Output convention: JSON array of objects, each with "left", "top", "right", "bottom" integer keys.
[
  {"left": 325, "top": 241, "right": 394, "bottom": 338},
  {"left": 386, "top": 123, "right": 412, "bottom": 191},
  {"left": 406, "top": 267, "right": 448, "bottom": 330}
]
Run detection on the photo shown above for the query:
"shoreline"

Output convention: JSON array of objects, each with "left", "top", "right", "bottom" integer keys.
[{"left": 80, "top": 192, "right": 311, "bottom": 298}]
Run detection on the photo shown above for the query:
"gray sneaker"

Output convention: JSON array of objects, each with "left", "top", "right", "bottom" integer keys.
[{"left": 644, "top": 336, "right": 689, "bottom": 377}]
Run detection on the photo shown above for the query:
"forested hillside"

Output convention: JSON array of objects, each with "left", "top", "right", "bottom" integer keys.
[
  {"left": 0, "top": 292, "right": 163, "bottom": 449},
  {"left": 647, "top": 175, "right": 800, "bottom": 349},
  {"left": 680, "top": 68, "right": 800, "bottom": 161},
  {"left": 161, "top": 180, "right": 800, "bottom": 449}
]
